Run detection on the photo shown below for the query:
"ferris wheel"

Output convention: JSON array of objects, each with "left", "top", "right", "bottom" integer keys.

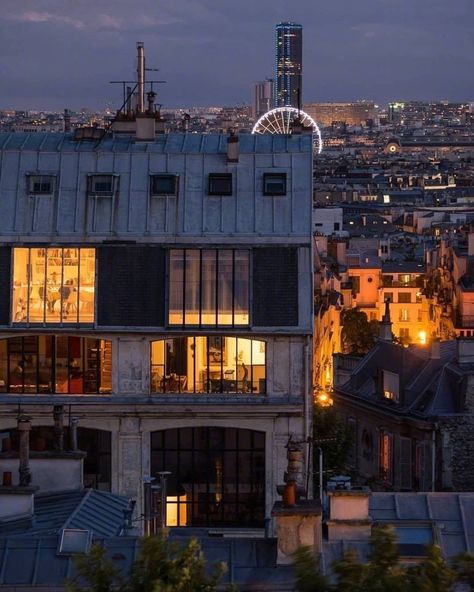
[{"left": 252, "top": 106, "right": 323, "bottom": 154}]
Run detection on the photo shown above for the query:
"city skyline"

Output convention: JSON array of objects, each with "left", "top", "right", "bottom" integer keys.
[{"left": 0, "top": 0, "right": 472, "bottom": 110}]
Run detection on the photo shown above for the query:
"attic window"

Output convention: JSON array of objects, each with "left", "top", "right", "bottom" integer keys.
[
  {"left": 383, "top": 370, "right": 399, "bottom": 402},
  {"left": 87, "top": 174, "right": 118, "bottom": 196},
  {"left": 263, "top": 173, "right": 287, "bottom": 196},
  {"left": 151, "top": 174, "right": 179, "bottom": 196},
  {"left": 27, "top": 175, "right": 55, "bottom": 195},
  {"left": 57, "top": 528, "right": 92, "bottom": 555}
]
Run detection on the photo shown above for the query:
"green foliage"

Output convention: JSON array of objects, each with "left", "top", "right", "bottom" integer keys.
[
  {"left": 313, "top": 404, "right": 354, "bottom": 479},
  {"left": 66, "top": 532, "right": 232, "bottom": 592},
  {"left": 294, "top": 524, "right": 471, "bottom": 592},
  {"left": 341, "top": 308, "right": 379, "bottom": 354}
]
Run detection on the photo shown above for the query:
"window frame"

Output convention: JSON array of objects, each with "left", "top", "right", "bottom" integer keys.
[
  {"left": 208, "top": 173, "right": 233, "bottom": 196},
  {"left": 150, "top": 174, "right": 179, "bottom": 196},
  {"left": 263, "top": 172, "right": 287, "bottom": 196},
  {"left": 168, "top": 248, "right": 250, "bottom": 328},
  {"left": 87, "top": 174, "right": 119, "bottom": 197},
  {"left": 27, "top": 174, "right": 56, "bottom": 196},
  {"left": 11, "top": 246, "right": 96, "bottom": 326}
]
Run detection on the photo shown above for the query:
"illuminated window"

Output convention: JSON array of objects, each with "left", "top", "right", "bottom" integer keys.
[
  {"left": 400, "top": 309, "right": 410, "bottom": 322},
  {"left": 168, "top": 249, "right": 249, "bottom": 326},
  {"left": 150, "top": 336, "right": 266, "bottom": 395},
  {"left": 87, "top": 174, "right": 117, "bottom": 196},
  {"left": 379, "top": 431, "right": 393, "bottom": 482},
  {"left": 150, "top": 174, "right": 178, "bottom": 196},
  {"left": 208, "top": 173, "right": 232, "bottom": 196},
  {"left": 383, "top": 370, "right": 399, "bottom": 402},
  {"left": 12, "top": 247, "right": 95, "bottom": 324},
  {"left": 263, "top": 173, "right": 287, "bottom": 196},
  {"left": 27, "top": 175, "right": 55, "bottom": 195},
  {"left": 0, "top": 336, "right": 111, "bottom": 394},
  {"left": 151, "top": 427, "right": 265, "bottom": 527}
]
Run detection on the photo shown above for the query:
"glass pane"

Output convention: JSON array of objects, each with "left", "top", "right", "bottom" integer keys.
[
  {"left": 61, "top": 248, "right": 79, "bottom": 323},
  {"left": 12, "top": 248, "right": 29, "bottom": 323},
  {"left": 234, "top": 251, "right": 249, "bottom": 325},
  {"left": 23, "top": 336, "right": 38, "bottom": 393},
  {"left": 55, "top": 336, "right": 69, "bottom": 393},
  {"left": 45, "top": 248, "right": 62, "bottom": 323},
  {"left": 99, "top": 340, "right": 112, "bottom": 393},
  {"left": 38, "top": 335, "right": 53, "bottom": 393},
  {"left": 0, "top": 340, "right": 7, "bottom": 392},
  {"left": 252, "top": 340, "right": 266, "bottom": 394},
  {"left": 217, "top": 251, "right": 233, "bottom": 325},
  {"left": 79, "top": 248, "right": 95, "bottom": 323},
  {"left": 151, "top": 340, "right": 165, "bottom": 393},
  {"left": 194, "top": 336, "right": 206, "bottom": 393},
  {"left": 29, "top": 248, "right": 46, "bottom": 323},
  {"left": 169, "top": 250, "right": 184, "bottom": 325},
  {"left": 184, "top": 250, "right": 200, "bottom": 325},
  {"left": 69, "top": 336, "right": 84, "bottom": 394},
  {"left": 84, "top": 339, "right": 99, "bottom": 393},
  {"left": 201, "top": 251, "right": 216, "bottom": 325}
]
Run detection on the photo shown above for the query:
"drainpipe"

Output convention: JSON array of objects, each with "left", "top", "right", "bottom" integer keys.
[
  {"left": 18, "top": 415, "right": 32, "bottom": 487},
  {"left": 303, "top": 336, "right": 312, "bottom": 496},
  {"left": 432, "top": 423, "right": 438, "bottom": 492}
]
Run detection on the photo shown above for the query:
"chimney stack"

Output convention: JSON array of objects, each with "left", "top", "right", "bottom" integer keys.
[
  {"left": 227, "top": 129, "right": 239, "bottom": 163},
  {"left": 379, "top": 298, "right": 393, "bottom": 342},
  {"left": 18, "top": 415, "right": 32, "bottom": 487},
  {"left": 137, "top": 42, "right": 145, "bottom": 114}
]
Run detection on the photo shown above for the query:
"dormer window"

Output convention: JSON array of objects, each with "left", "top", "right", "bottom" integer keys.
[
  {"left": 27, "top": 175, "right": 56, "bottom": 195},
  {"left": 87, "top": 174, "right": 118, "bottom": 197},
  {"left": 383, "top": 370, "right": 399, "bottom": 402},
  {"left": 151, "top": 174, "right": 179, "bottom": 196}
]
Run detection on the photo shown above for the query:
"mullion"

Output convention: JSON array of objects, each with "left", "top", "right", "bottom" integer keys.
[
  {"left": 182, "top": 250, "right": 187, "bottom": 328},
  {"left": 232, "top": 250, "right": 235, "bottom": 328}
]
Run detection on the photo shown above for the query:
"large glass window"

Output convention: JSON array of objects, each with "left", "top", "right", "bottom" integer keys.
[
  {"left": 151, "top": 427, "right": 265, "bottom": 527},
  {"left": 151, "top": 337, "right": 266, "bottom": 395},
  {"left": 0, "top": 336, "right": 111, "bottom": 394},
  {"left": 168, "top": 249, "right": 249, "bottom": 326},
  {"left": 12, "top": 247, "right": 95, "bottom": 324}
]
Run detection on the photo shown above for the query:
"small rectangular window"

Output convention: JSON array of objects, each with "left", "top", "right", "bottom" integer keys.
[
  {"left": 87, "top": 174, "right": 116, "bottom": 196},
  {"left": 151, "top": 174, "right": 178, "bottom": 196},
  {"left": 27, "top": 175, "right": 55, "bottom": 195},
  {"left": 398, "top": 292, "right": 412, "bottom": 303},
  {"left": 208, "top": 173, "right": 232, "bottom": 196},
  {"left": 263, "top": 173, "right": 287, "bottom": 196}
]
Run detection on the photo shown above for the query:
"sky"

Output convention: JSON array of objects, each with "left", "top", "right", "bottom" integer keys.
[{"left": 0, "top": 0, "right": 472, "bottom": 110}]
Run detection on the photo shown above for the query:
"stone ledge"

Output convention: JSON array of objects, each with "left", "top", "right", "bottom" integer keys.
[
  {"left": 271, "top": 500, "right": 322, "bottom": 517},
  {"left": 0, "top": 451, "right": 86, "bottom": 460},
  {"left": 0, "top": 485, "right": 39, "bottom": 494}
]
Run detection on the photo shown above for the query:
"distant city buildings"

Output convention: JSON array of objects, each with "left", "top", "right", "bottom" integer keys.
[
  {"left": 388, "top": 100, "right": 473, "bottom": 125},
  {"left": 304, "top": 102, "right": 379, "bottom": 127},
  {"left": 275, "top": 22, "right": 302, "bottom": 108},
  {"left": 251, "top": 78, "right": 274, "bottom": 120}
]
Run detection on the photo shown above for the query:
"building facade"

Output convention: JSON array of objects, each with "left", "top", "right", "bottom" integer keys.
[
  {"left": 0, "top": 130, "right": 314, "bottom": 530},
  {"left": 251, "top": 79, "right": 274, "bottom": 121},
  {"left": 275, "top": 22, "right": 302, "bottom": 109}
]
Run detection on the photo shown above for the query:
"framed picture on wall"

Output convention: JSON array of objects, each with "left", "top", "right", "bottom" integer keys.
[{"left": 208, "top": 336, "right": 225, "bottom": 364}]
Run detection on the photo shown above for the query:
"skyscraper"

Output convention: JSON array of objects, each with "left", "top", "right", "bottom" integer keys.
[{"left": 275, "top": 22, "right": 302, "bottom": 109}]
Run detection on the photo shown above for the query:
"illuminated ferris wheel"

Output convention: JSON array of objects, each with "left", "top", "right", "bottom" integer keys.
[{"left": 252, "top": 106, "right": 323, "bottom": 154}]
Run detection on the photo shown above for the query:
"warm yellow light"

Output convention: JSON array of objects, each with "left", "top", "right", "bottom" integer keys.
[
  {"left": 418, "top": 330, "right": 427, "bottom": 345},
  {"left": 317, "top": 391, "right": 333, "bottom": 407},
  {"left": 166, "top": 494, "right": 187, "bottom": 526}
]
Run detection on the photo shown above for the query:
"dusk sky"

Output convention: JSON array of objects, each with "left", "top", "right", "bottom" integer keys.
[{"left": 0, "top": 0, "right": 472, "bottom": 110}]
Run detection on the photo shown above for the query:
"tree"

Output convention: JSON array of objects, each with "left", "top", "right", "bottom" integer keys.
[
  {"left": 340, "top": 308, "right": 379, "bottom": 354},
  {"left": 293, "top": 524, "right": 468, "bottom": 592},
  {"left": 313, "top": 404, "right": 354, "bottom": 481},
  {"left": 66, "top": 531, "right": 234, "bottom": 592}
]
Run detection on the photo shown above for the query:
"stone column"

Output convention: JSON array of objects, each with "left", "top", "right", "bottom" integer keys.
[
  {"left": 118, "top": 417, "right": 143, "bottom": 528},
  {"left": 18, "top": 416, "right": 32, "bottom": 487}
]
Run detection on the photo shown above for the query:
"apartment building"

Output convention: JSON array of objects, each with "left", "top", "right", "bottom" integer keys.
[{"left": 0, "top": 129, "right": 313, "bottom": 530}]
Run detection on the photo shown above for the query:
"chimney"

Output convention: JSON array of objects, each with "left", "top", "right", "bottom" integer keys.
[
  {"left": 227, "top": 129, "right": 239, "bottom": 163},
  {"left": 64, "top": 109, "right": 71, "bottom": 133},
  {"left": 379, "top": 298, "right": 393, "bottom": 342},
  {"left": 18, "top": 415, "right": 32, "bottom": 486},
  {"left": 136, "top": 42, "right": 145, "bottom": 114}
]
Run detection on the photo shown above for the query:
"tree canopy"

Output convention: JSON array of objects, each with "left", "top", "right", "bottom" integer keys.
[
  {"left": 340, "top": 308, "right": 379, "bottom": 354},
  {"left": 294, "top": 524, "right": 472, "bottom": 592},
  {"left": 66, "top": 531, "right": 236, "bottom": 592}
]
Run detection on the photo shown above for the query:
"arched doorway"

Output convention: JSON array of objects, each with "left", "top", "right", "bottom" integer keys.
[{"left": 150, "top": 427, "right": 265, "bottom": 527}]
